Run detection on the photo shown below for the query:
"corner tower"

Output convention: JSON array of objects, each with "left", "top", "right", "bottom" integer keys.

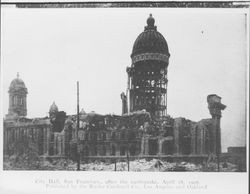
[
  {"left": 207, "top": 94, "right": 226, "bottom": 155},
  {"left": 127, "top": 14, "right": 170, "bottom": 118},
  {"left": 8, "top": 73, "right": 28, "bottom": 117}
]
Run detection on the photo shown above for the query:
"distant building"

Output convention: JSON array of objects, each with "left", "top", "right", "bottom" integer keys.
[
  {"left": 3, "top": 15, "right": 227, "bottom": 164},
  {"left": 221, "top": 146, "right": 246, "bottom": 171},
  {"left": 6, "top": 73, "right": 28, "bottom": 119}
]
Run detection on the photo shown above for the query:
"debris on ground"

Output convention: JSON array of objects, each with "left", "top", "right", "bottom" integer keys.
[{"left": 3, "top": 155, "right": 239, "bottom": 172}]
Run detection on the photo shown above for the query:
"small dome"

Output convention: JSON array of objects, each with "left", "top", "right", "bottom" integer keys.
[
  {"left": 131, "top": 14, "right": 170, "bottom": 58},
  {"left": 147, "top": 13, "right": 155, "bottom": 27},
  {"left": 80, "top": 108, "right": 86, "bottom": 115},
  {"left": 9, "top": 73, "right": 27, "bottom": 90},
  {"left": 49, "top": 102, "right": 58, "bottom": 113}
]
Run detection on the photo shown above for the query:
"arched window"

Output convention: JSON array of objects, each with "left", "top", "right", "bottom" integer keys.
[
  {"left": 121, "top": 131, "right": 126, "bottom": 140},
  {"left": 162, "top": 141, "right": 174, "bottom": 155},
  {"left": 111, "top": 145, "right": 116, "bottom": 155},
  {"left": 129, "top": 145, "right": 136, "bottom": 156},
  {"left": 92, "top": 146, "right": 97, "bottom": 156},
  {"left": 148, "top": 139, "right": 158, "bottom": 155},
  {"left": 120, "top": 146, "right": 126, "bottom": 156},
  {"left": 111, "top": 132, "right": 116, "bottom": 140},
  {"left": 102, "top": 132, "right": 106, "bottom": 140},
  {"left": 128, "top": 131, "right": 135, "bottom": 140},
  {"left": 102, "top": 146, "right": 106, "bottom": 156},
  {"left": 12, "top": 96, "right": 15, "bottom": 106},
  {"left": 13, "top": 96, "right": 15, "bottom": 105},
  {"left": 93, "top": 133, "right": 97, "bottom": 141},
  {"left": 84, "top": 146, "right": 89, "bottom": 156},
  {"left": 15, "top": 96, "right": 18, "bottom": 105}
]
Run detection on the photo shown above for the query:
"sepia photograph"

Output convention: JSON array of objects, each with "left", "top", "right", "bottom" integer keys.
[{"left": 0, "top": 2, "right": 248, "bottom": 176}]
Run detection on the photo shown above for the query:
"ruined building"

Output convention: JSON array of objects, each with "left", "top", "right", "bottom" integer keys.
[
  {"left": 124, "top": 14, "right": 170, "bottom": 117},
  {"left": 3, "top": 15, "right": 226, "bottom": 162}
]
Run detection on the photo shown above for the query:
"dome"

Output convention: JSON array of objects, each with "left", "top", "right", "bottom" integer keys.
[
  {"left": 80, "top": 108, "right": 86, "bottom": 115},
  {"left": 131, "top": 14, "right": 170, "bottom": 58},
  {"left": 49, "top": 102, "right": 58, "bottom": 113},
  {"left": 9, "top": 73, "right": 27, "bottom": 90}
]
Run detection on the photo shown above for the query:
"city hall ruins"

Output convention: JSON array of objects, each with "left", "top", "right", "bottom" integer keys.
[{"left": 3, "top": 15, "right": 227, "bottom": 166}]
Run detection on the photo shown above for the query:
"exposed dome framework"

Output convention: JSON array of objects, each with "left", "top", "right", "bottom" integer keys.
[{"left": 126, "top": 14, "right": 170, "bottom": 118}]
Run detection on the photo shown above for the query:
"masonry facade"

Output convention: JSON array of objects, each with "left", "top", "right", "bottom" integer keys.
[
  {"left": 3, "top": 97, "right": 226, "bottom": 160},
  {"left": 3, "top": 15, "right": 226, "bottom": 161}
]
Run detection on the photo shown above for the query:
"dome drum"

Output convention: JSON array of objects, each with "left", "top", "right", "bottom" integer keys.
[
  {"left": 132, "top": 53, "right": 169, "bottom": 64},
  {"left": 8, "top": 87, "right": 28, "bottom": 94},
  {"left": 132, "top": 60, "right": 168, "bottom": 76}
]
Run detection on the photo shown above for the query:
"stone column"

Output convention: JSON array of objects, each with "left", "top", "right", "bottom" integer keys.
[
  {"left": 106, "top": 143, "right": 111, "bottom": 156},
  {"left": 158, "top": 138, "right": 164, "bottom": 155},
  {"left": 173, "top": 118, "right": 182, "bottom": 155},
  {"left": 48, "top": 129, "right": 54, "bottom": 156},
  {"left": 58, "top": 135, "right": 62, "bottom": 156},
  {"left": 140, "top": 135, "right": 149, "bottom": 155},
  {"left": 121, "top": 92, "right": 128, "bottom": 115},
  {"left": 96, "top": 145, "right": 100, "bottom": 156},
  {"left": 47, "top": 127, "right": 51, "bottom": 155},
  {"left": 207, "top": 94, "right": 226, "bottom": 155},
  {"left": 43, "top": 128, "right": 48, "bottom": 155},
  {"left": 14, "top": 129, "right": 18, "bottom": 155},
  {"left": 196, "top": 128, "right": 201, "bottom": 154},
  {"left": 201, "top": 127, "right": 206, "bottom": 154},
  {"left": 115, "top": 144, "right": 120, "bottom": 156},
  {"left": 126, "top": 67, "right": 132, "bottom": 113},
  {"left": 3, "top": 129, "right": 7, "bottom": 155},
  {"left": 190, "top": 125, "right": 196, "bottom": 155},
  {"left": 62, "top": 133, "right": 65, "bottom": 156},
  {"left": 65, "top": 128, "right": 71, "bottom": 157}
]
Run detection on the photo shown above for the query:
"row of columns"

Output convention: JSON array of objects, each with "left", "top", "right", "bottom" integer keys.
[
  {"left": 174, "top": 118, "right": 207, "bottom": 156},
  {"left": 76, "top": 141, "right": 140, "bottom": 157},
  {"left": 140, "top": 135, "right": 174, "bottom": 155},
  {"left": 4, "top": 125, "right": 51, "bottom": 156},
  {"left": 4, "top": 126, "right": 67, "bottom": 157}
]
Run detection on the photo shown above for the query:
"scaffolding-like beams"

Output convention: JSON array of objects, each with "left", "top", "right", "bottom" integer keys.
[{"left": 128, "top": 60, "right": 169, "bottom": 118}]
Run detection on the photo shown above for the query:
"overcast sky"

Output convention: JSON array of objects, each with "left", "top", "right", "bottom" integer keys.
[{"left": 1, "top": 8, "right": 247, "bottom": 151}]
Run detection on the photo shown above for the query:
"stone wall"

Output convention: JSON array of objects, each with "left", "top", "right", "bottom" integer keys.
[
  {"left": 3, "top": 118, "right": 52, "bottom": 156},
  {"left": 3, "top": 108, "right": 222, "bottom": 161}
]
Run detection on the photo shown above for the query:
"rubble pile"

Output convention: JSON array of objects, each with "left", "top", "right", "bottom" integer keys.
[
  {"left": 3, "top": 155, "right": 239, "bottom": 172},
  {"left": 3, "top": 154, "right": 41, "bottom": 170},
  {"left": 128, "top": 159, "right": 203, "bottom": 172},
  {"left": 39, "top": 158, "right": 76, "bottom": 171},
  {"left": 79, "top": 159, "right": 203, "bottom": 172},
  {"left": 3, "top": 155, "right": 75, "bottom": 170},
  {"left": 206, "top": 162, "right": 238, "bottom": 172},
  {"left": 81, "top": 161, "right": 114, "bottom": 171}
]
